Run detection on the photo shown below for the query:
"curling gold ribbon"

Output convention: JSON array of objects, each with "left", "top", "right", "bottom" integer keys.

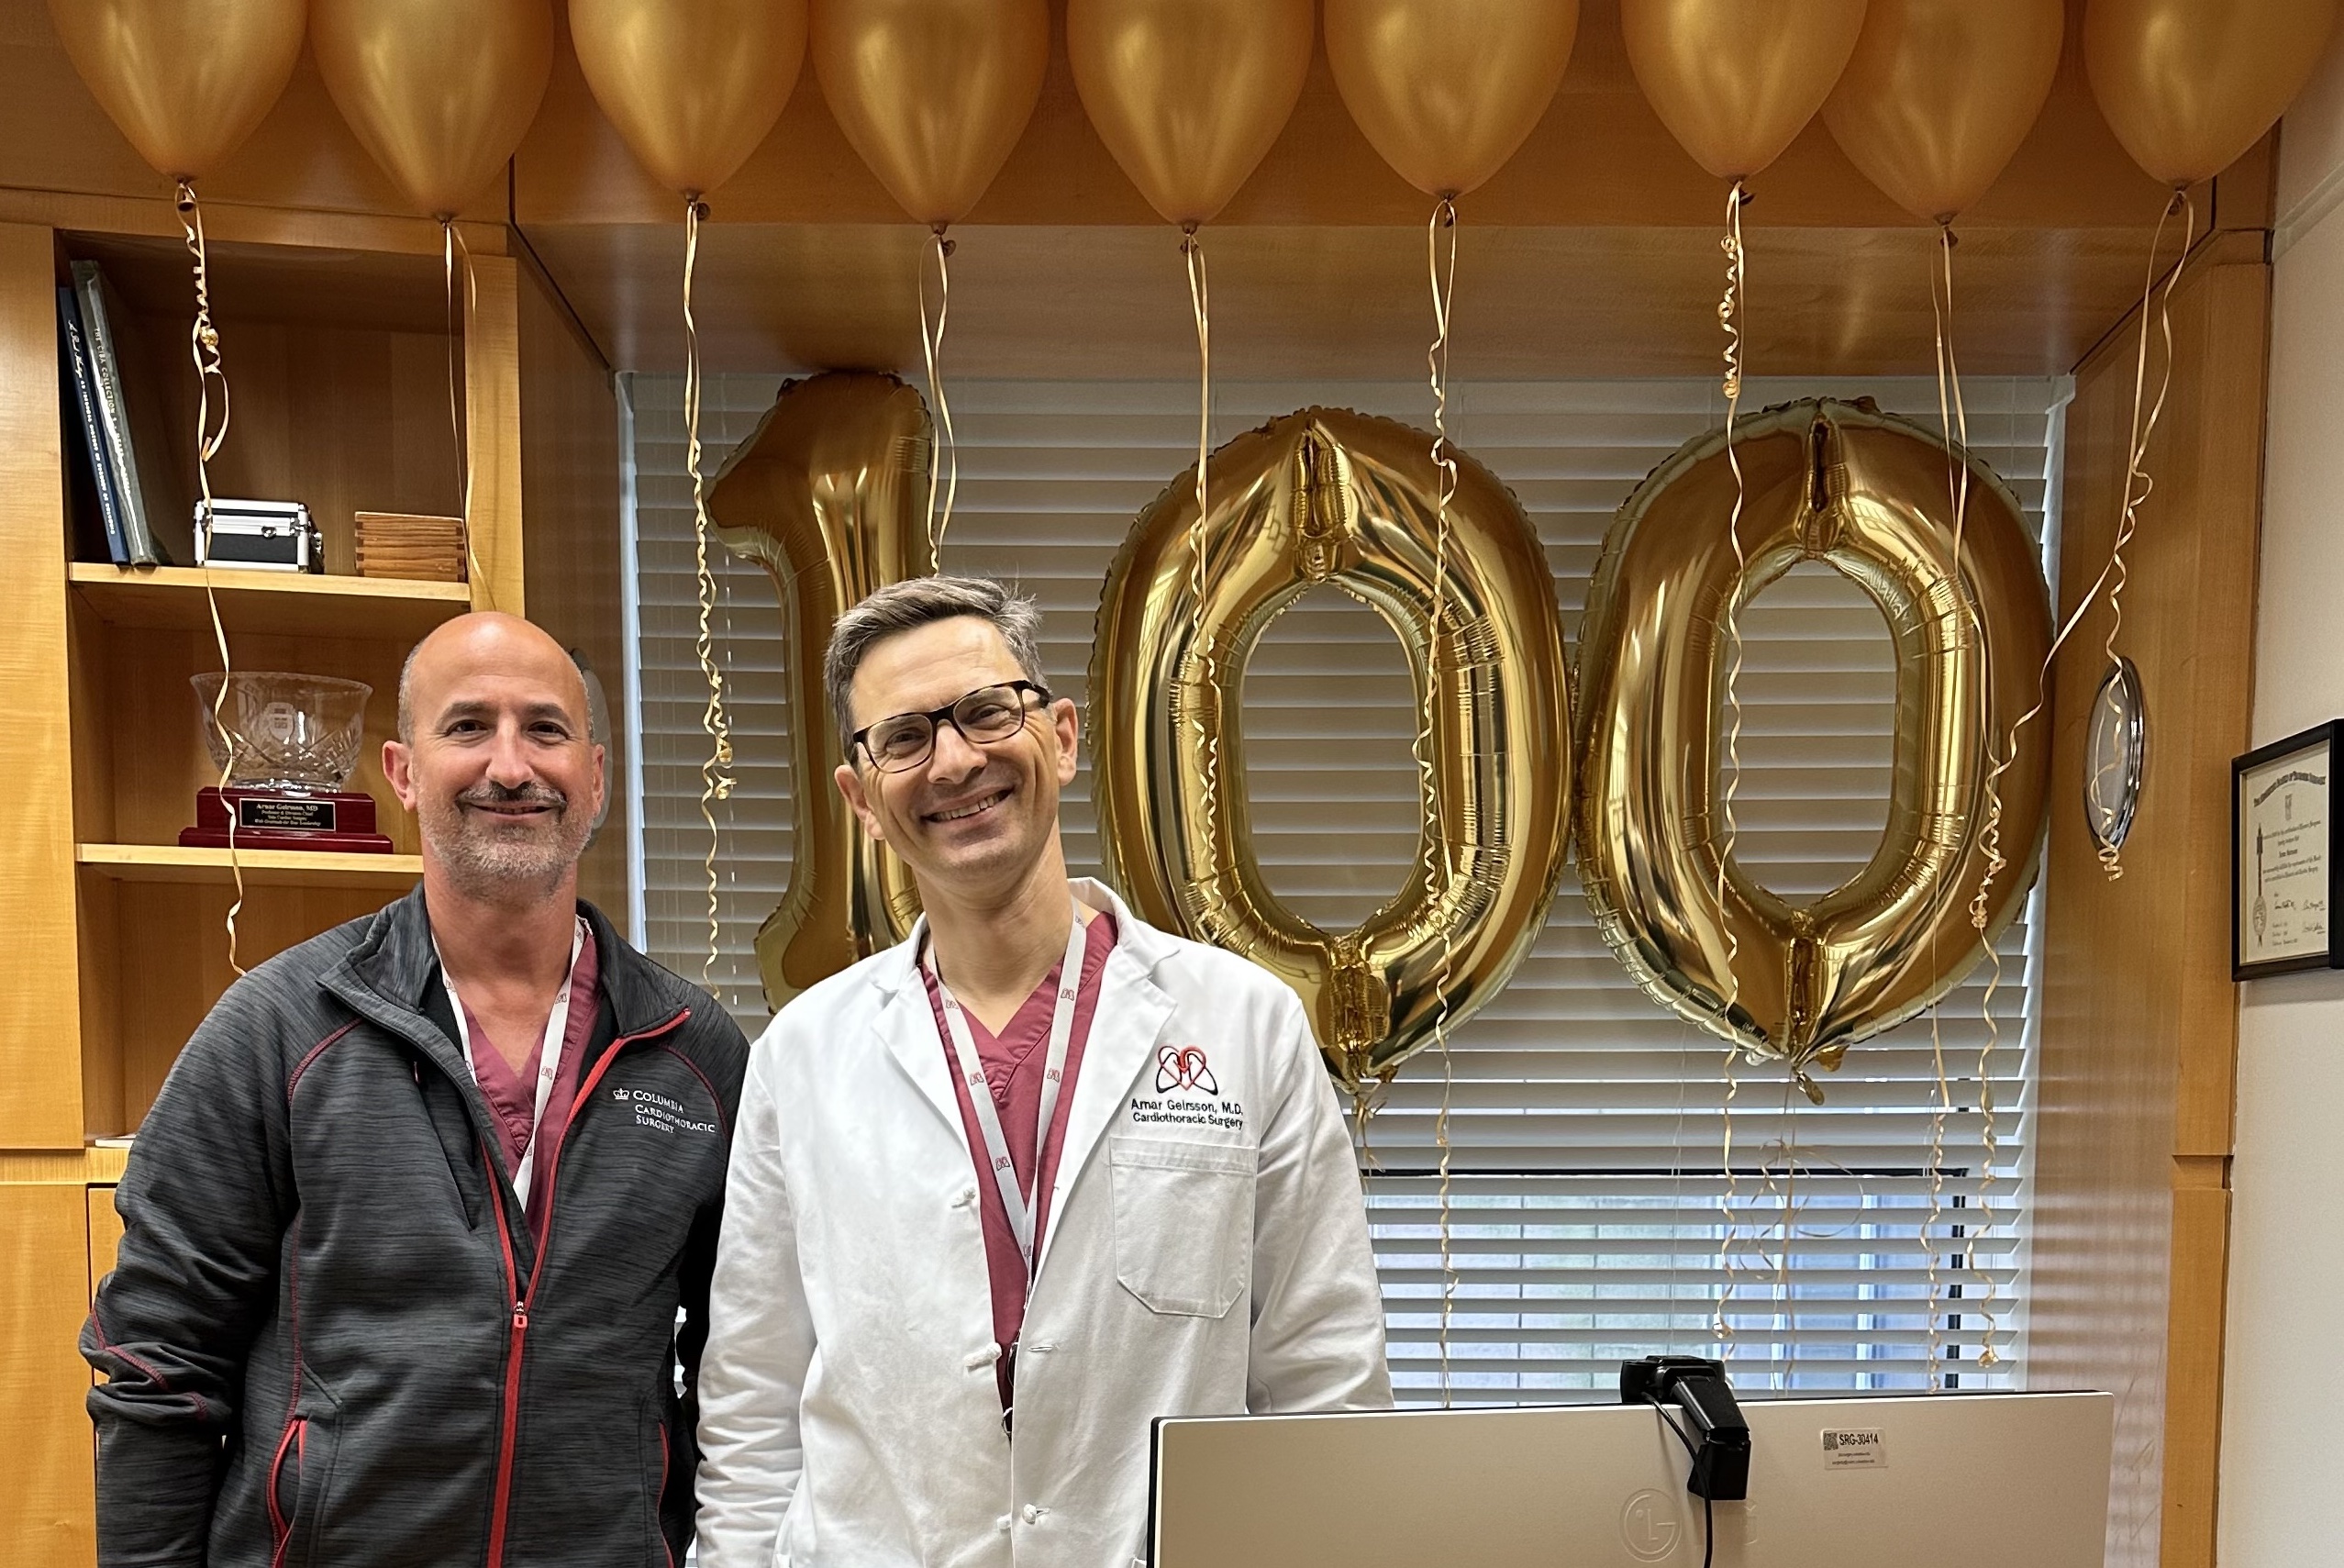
[
  {"left": 179, "top": 180, "right": 247, "bottom": 976},
  {"left": 1712, "top": 176, "right": 1750, "bottom": 1347},
  {"left": 1922, "top": 218, "right": 1974, "bottom": 1385},
  {"left": 1957, "top": 190, "right": 2195, "bottom": 1367},
  {"left": 1766, "top": 1075, "right": 1800, "bottom": 1377},
  {"left": 920, "top": 227, "right": 961, "bottom": 563},
  {"left": 1923, "top": 993, "right": 1951, "bottom": 1387},
  {"left": 1422, "top": 195, "right": 1461, "bottom": 1406},
  {"left": 1181, "top": 225, "right": 1221, "bottom": 991},
  {"left": 683, "top": 195, "right": 738, "bottom": 985},
  {"left": 2096, "top": 190, "right": 2193, "bottom": 881}
]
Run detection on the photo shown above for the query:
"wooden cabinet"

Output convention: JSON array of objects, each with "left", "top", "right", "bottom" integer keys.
[{"left": 0, "top": 191, "right": 621, "bottom": 1568}]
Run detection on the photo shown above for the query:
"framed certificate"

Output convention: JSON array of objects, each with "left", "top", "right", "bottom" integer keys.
[{"left": 2234, "top": 721, "right": 2341, "bottom": 979}]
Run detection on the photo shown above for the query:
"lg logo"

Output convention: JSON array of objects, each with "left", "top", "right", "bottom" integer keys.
[{"left": 1619, "top": 1489, "right": 1679, "bottom": 1562}]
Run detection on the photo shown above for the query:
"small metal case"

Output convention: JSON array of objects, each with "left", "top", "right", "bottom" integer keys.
[{"left": 194, "top": 501, "right": 323, "bottom": 573}]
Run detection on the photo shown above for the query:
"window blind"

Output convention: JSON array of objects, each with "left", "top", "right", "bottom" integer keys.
[{"left": 625, "top": 372, "right": 2063, "bottom": 1402}]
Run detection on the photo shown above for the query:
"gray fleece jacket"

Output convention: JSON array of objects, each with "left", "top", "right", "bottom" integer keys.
[{"left": 82, "top": 886, "right": 749, "bottom": 1568}]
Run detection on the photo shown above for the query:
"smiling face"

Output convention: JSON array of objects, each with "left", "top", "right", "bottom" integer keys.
[
  {"left": 384, "top": 613, "right": 605, "bottom": 901},
  {"left": 833, "top": 615, "right": 1078, "bottom": 908}
]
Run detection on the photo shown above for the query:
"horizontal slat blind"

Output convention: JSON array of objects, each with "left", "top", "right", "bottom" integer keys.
[{"left": 628, "top": 372, "right": 2061, "bottom": 1402}]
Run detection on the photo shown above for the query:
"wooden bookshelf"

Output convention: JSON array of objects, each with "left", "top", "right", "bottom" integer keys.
[
  {"left": 76, "top": 842, "right": 424, "bottom": 890},
  {"left": 68, "top": 563, "right": 471, "bottom": 640},
  {"left": 1, "top": 172, "right": 624, "bottom": 1567}
]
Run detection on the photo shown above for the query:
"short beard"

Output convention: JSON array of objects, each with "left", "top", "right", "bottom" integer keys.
[{"left": 421, "top": 781, "right": 592, "bottom": 902}]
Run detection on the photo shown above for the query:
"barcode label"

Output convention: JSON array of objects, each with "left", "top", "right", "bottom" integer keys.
[{"left": 1820, "top": 1429, "right": 1887, "bottom": 1470}]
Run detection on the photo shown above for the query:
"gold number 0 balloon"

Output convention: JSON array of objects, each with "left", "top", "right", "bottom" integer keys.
[
  {"left": 1574, "top": 398, "right": 2053, "bottom": 1097},
  {"left": 1094, "top": 407, "right": 1572, "bottom": 1094},
  {"left": 707, "top": 372, "right": 933, "bottom": 1005}
]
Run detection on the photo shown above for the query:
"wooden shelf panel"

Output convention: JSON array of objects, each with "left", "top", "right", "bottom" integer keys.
[
  {"left": 0, "top": 1146, "right": 128, "bottom": 1185},
  {"left": 77, "top": 843, "right": 422, "bottom": 890},
  {"left": 69, "top": 566, "right": 470, "bottom": 641}
]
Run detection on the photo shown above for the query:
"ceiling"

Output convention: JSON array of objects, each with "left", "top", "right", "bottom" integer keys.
[{"left": 0, "top": 0, "right": 2260, "bottom": 383}]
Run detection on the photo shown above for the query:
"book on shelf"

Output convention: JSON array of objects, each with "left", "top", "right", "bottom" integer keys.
[
  {"left": 56, "top": 284, "right": 127, "bottom": 564},
  {"left": 71, "top": 260, "right": 192, "bottom": 568}
]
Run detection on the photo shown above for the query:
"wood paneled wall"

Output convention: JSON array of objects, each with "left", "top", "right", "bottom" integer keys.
[
  {"left": 0, "top": 1181, "right": 98, "bottom": 1566},
  {"left": 2032, "top": 229, "right": 2269, "bottom": 1568},
  {"left": 0, "top": 220, "right": 87, "bottom": 1151},
  {"left": 516, "top": 255, "right": 627, "bottom": 920}
]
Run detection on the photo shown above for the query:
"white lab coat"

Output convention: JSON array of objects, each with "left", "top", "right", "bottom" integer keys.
[{"left": 694, "top": 878, "right": 1392, "bottom": 1568}]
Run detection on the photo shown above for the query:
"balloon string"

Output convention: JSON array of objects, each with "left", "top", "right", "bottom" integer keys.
[
  {"left": 1419, "top": 195, "right": 1461, "bottom": 1407},
  {"left": 1350, "top": 1072, "right": 1394, "bottom": 1169},
  {"left": 443, "top": 221, "right": 490, "bottom": 600},
  {"left": 1711, "top": 178, "right": 1750, "bottom": 1347},
  {"left": 920, "top": 227, "right": 961, "bottom": 564},
  {"left": 1182, "top": 228, "right": 1220, "bottom": 964},
  {"left": 1933, "top": 224, "right": 1978, "bottom": 648},
  {"left": 1923, "top": 994, "right": 1950, "bottom": 1389},
  {"left": 179, "top": 180, "right": 245, "bottom": 977},
  {"left": 2097, "top": 189, "right": 2193, "bottom": 881},
  {"left": 1953, "top": 191, "right": 2194, "bottom": 1371},
  {"left": 683, "top": 195, "right": 736, "bottom": 986},
  {"left": 1995, "top": 193, "right": 2194, "bottom": 760},
  {"left": 1770, "top": 1078, "right": 1800, "bottom": 1381},
  {"left": 1924, "top": 222, "right": 1975, "bottom": 1388}
]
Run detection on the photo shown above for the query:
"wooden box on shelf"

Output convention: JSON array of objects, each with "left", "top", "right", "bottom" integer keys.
[{"left": 355, "top": 509, "right": 468, "bottom": 583}]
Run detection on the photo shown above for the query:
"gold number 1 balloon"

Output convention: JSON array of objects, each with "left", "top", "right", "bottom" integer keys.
[
  {"left": 1574, "top": 398, "right": 2052, "bottom": 1098},
  {"left": 1093, "top": 407, "right": 1572, "bottom": 1093},
  {"left": 706, "top": 372, "right": 933, "bottom": 1005}
]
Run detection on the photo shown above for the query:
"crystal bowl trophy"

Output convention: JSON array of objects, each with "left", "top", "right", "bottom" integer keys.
[{"left": 179, "top": 673, "right": 394, "bottom": 852}]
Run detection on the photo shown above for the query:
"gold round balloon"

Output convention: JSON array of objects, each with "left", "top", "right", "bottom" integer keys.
[
  {"left": 1822, "top": 0, "right": 2063, "bottom": 223},
  {"left": 812, "top": 0, "right": 1050, "bottom": 228},
  {"left": 1324, "top": 0, "right": 1581, "bottom": 199},
  {"left": 1573, "top": 399, "right": 2052, "bottom": 1096},
  {"left": 570, "top": 0, "right": 809, "bottom": 197},
  {"left": 47, "top": 0, "right": 305, "bottom": 181},
  {"left": 313, "top": 0, "right": 554, "bottom": 219},
  {"left": 1093, "top": 408, "right": 1572, "bottom": 1093},
  {"left": 706, "top": 372, "right": 932, "bottom": 1005},
  {"left": 1618, "top": 0, "right": 1868, "bottom": 182},
  {"left": 1066, "top": 0, "right": 1314, "bottom": 227},
  {"left": 2085, "top": 0, "right": 2338, "bottom": 188}
]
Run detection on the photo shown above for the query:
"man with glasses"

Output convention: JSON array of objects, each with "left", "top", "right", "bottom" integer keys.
[{"left": 695, "top": 575, "right": 1389, "bottom": 1568}]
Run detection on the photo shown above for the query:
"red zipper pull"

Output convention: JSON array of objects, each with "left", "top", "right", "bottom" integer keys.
[{"left": 513, "top": 1301, "right": 528, "bottom": 1330}]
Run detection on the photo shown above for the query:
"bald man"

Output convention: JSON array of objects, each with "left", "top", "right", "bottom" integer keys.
[{"left": 84, "top": 613, "right": 749, "bottom": 1568}]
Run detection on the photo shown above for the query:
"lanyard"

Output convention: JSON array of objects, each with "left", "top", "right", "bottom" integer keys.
[
  {"left": 924, "top": 904, "right": 1087, "bottom": 1280},
  {"left": 436, "top": 916, "right": 588, "bottom": 1209}
]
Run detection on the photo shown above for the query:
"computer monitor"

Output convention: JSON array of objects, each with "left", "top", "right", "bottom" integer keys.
[{"left": 1150, "top": 1391, "right": 2113, "bottom": 1568}]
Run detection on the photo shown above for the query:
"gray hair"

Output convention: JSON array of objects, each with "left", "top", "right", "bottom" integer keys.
[{"left": 825, "top": 575, "right": 1048, "bottom": 750}]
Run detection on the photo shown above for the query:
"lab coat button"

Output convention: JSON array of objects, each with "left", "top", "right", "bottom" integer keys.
[
  {"left": 951, "top": 1185, "right": 977, "bottom": 1207},
  {"left": 995, "top": 1516, "right": 1012, "bottom": 1534},
  {"left": 962, "top": 1347, "right": 998, "bottom": 1371},
  {"left": 1021, "top": 1505, "right": 1044, "bottom": 1525}
]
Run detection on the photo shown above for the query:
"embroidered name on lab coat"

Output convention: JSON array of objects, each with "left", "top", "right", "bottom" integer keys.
[{"left": 1130, "top": 1045, "right": 1245, "bottom": 1130}]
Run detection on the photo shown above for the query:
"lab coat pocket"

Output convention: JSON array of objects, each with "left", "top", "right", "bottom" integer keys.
[{"left": 1110, "top": 1135, "right": 1255, "bottom": 1318}]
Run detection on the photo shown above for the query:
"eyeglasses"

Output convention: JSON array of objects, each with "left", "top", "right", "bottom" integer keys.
[{"left": 850, "top": 680, "right": 1053, "bottom": 774}]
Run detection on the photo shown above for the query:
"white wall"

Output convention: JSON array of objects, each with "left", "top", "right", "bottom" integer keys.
[{"left": 2219, "top": 30, "right": 2344, "bottom": 1568}]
